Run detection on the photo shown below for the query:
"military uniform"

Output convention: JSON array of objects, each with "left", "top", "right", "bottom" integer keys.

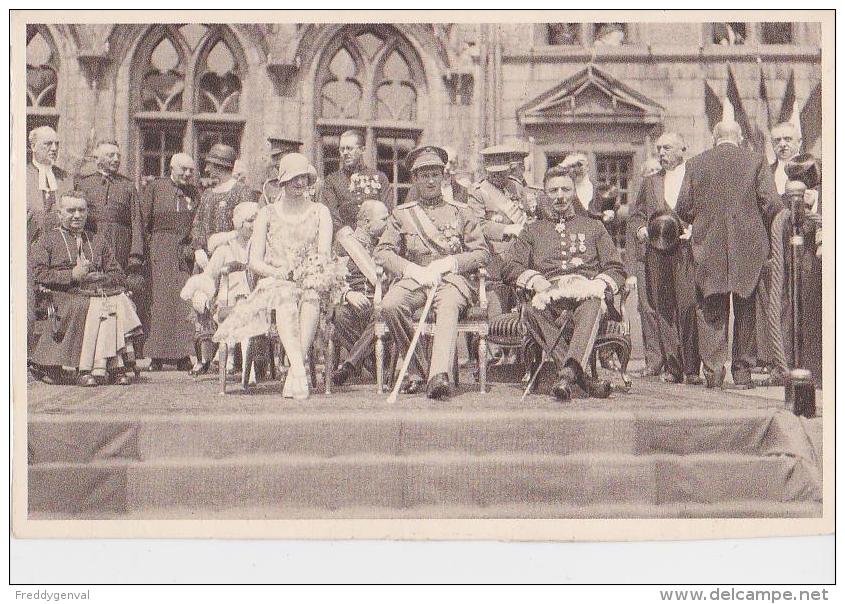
[
  {"left": 501, "top": 208, "right": 625, "bottom": 387},
  {"left": 375, "top": 147, "right": 490, "bottom": 388},
  {"left": 467, "top": 146, "right": 533, "bottom": 318},
  {"left": 75, "top": 170, "right": 144, "bottom": 269}
]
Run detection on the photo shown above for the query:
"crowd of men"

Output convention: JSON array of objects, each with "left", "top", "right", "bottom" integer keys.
[{"left": 23, "top": 117, "right": 822, "bottom": 400}]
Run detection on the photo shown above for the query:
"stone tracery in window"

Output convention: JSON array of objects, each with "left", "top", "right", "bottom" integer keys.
[{"left": 26, "top": 27, "right": 58, "bottom": 108}]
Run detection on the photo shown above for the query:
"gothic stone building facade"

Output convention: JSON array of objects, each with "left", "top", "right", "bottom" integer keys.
[{"left": 24, "top": 21, "right": 821, "bottom": 209}]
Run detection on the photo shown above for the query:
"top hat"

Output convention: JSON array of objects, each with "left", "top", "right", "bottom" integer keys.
[
  {"left": 480, "top": 144, "right": 518, "bottom": 172},
  {"left": 785, "top": 153, "right": 821, "bottom": 190},
  {"left": 204, "top": 143, "right": 237, "bottom": 169},
  {"left": 405, "top": 145, "right": 448, "bottom": 173},
  {"left": 647, "top": 211, "right": 681, "bottom": 252},
  {"left": 268, "top": 136, "right": 304, "bottom": 159}
]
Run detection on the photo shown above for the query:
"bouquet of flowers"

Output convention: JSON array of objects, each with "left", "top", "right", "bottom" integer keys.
[{"left": 289, "top": 248, "right": 349, "bottom": 299}]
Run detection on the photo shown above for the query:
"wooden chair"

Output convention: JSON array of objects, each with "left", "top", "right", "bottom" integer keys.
[
  {"left": 218, "top": 305, "right": 335, "bottom": 395},
  {"left": 373, "top": 266, "right": 489, "bottom": 393}
]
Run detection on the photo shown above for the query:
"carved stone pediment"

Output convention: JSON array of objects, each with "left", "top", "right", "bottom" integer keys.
[{"left": 517, "top": 65, "right": 663, "bottom": 125}]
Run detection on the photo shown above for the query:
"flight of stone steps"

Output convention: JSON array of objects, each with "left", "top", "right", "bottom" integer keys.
[{"left": 28, "top": 408, "right": 823, "bottom": 518}]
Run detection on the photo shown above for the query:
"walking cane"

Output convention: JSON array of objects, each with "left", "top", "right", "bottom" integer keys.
[{"left": 387, "top": 285, "right": 437, "bottom": 405}]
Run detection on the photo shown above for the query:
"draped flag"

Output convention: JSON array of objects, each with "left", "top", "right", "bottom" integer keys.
[
  {"left": 753, "top": 64, "right": 776, "bottom": 163},
  {"left": 725, "top": 64, "right": 754, "bottom": 148},
  {"left": 800, "top": 81, "right": 822, "bottom": 155},
  {"left": 704, "top": 80, "right": 723, "bottom": 131},
  {"left": 777, "top": 69, "right": 798, "bottom": 127}
]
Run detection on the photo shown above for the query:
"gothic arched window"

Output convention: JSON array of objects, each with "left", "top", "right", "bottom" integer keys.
[
  {"left": 26, "top": 25, "right": 60, "bottom": 138},
  {"left": 316, "top": 25, "right": 426, "bottom": 205},
  {"left": 131, "top": 24, "right": 246, "bottom": 187}
]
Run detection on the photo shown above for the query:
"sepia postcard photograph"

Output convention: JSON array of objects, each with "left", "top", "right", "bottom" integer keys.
[{"left": 9, "top": 9, "right": 835, "bottom": 543}]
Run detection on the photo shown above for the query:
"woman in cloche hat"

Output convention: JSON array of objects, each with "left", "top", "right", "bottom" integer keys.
[{"left": 214, "top": 153, "right": 346, "bottom": 400}]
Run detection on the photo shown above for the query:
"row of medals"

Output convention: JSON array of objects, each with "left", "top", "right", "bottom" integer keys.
[{"left": 554, "top": 222, "right": 587, "bottom": 270}]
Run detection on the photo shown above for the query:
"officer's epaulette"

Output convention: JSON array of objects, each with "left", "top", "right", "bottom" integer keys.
[{"left": 395, "top": 199, "right": 418, "bottom": 210}]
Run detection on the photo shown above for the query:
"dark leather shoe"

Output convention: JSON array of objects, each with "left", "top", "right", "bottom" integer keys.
[
  {"left": 685, "top": 374, "right": 704, "bottom": 386},
  {"left": 115, "top": 373, "right": 133, "bottom": 386},
  {"left": 77, "top": 373, "right": 99, "bottom": 387},
  {"left": 426, "top": 372, "right": 451, "bottom": 399},
  {"left": 148, "top": 360, "right": 162, "bottom": 372},
  {"left": 660, "top": 372, "right": 684, "bottom": 384},
  {"left": 582, "top": 374, "right": 612, "bottom": 398},
  {"left": 400, "top": 375, "right": 425, "bottom": 395},
  {"left": 189, "top": 361, "right": 211, "bottom": 376},
  {"left": 704, "top": 367, "right": 726, "bottom": 389},
  {"left": 332, "top": 361, "right": 356, "bottom": 386},
  {"left": 176, "top": 358, "right": 192, "bottom": 371},
  {"left": 551, "top": 368, "right": 577, "bottom": 401},
  {"left": 637, "top": 365, "right": 663, "bottom": 378}
]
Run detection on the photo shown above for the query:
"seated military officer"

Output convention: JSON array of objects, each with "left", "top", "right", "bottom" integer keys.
[
  {"left": 332, "top": 199, "right": 391, "bottom": 386},
  {"left": 375, "top": 146, "right": 491, "bottom": 399},
  {"left": 501, "top": 167, "right": 626, "bottom": 401},
  {"left": 30, "top": 191, "right": 142, "bottom": 386}
]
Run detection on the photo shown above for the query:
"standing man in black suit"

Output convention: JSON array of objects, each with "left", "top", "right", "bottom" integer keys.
[
  {"left": 628, "top": 132, "right": 701, "bottom": 384},
  {"left": 677, "top": 121, "right": 782, "bottom": 388}
]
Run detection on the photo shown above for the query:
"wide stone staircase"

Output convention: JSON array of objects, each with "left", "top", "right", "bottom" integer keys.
[{"left": 28, "top": 406, "right": 823, "bottom": 519}]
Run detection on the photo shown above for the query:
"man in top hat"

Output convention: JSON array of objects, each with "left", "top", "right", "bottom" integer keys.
[
  {"left": 628, "top": 132, "right": 701, "bottom": 384},
  {"left": 375, "top": 145, "right": 490, "bottom": 399},
  {"left": 467, "top": 144, "right": 532, "bottom": 319},
  {"left": 75, "top": 140, "right": 144, "bottom": 272},
  {"left": 677, "top": 121, "right": 782, "bottom": 389},
  {"left": 27, "top": 126, "right": 71, "bottom": 358},
  {"left": 322, "top": 129, "right": 392, "bottom": 231},
  {"left": 501, "top": 166, "right": 625, "bottom": 401},
  {"left": 259, "top": 136, "right": 304, "bottom": 207}
]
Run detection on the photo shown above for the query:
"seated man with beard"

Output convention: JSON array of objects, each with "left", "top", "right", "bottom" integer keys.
[
  {"left": 30, "top": 191, "right": 142, "bottom": 386},
  {"left": 331, "top": 199, "right": 390, "bottom": 386},
  {"left": 501, "top": 166, "right": 626, "bottom": 401}
]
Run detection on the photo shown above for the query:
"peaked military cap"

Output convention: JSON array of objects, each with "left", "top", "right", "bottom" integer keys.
[
  {"left": 268, "top": 136, "right": 304, "bottom": 158},
  {"left": 480, "top": 144, "right": 518, "bottom": 172},
  {"left": 406, "top": 145, "right": 448, "bottom": 173}
]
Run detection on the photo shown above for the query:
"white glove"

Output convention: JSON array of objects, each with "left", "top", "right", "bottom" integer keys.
[
  {"left": 625, "top": 275, "right": 637, "bottom": 290},
  {"left": 191, "top": 291, "right": 209, "bottom": 314},
  {"left": 602, "top": 209, "right": 616, "bottom": 223},
  {"left": 404, "top": 262, "right": 439, "bottom": 287},
  {"left": 427, "top": 256, "right": 457, "bottom": 276},
  {"left": 679, "top": 224, "right": 692, "bottom": 240},
  {"left": 531, "top": 289, "right": 552, "bottom": 311}
]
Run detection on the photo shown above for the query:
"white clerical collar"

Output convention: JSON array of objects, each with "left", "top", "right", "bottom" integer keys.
[{"left": 32, "top": 159, "right": 57, "bottom": 191}]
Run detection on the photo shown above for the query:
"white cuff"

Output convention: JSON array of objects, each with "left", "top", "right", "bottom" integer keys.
[
  {"left": 595, "top": 273, "right": 618, "bottom": 294},
  {"left": 516, "top": 269, "right": 542, "bottom": 291}
]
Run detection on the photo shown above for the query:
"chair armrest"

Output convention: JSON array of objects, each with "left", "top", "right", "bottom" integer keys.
[
  {"left": 373, "top": 264, "right": 385, "bottom": 321},
  {"left": 477, "top": 267, "right": 488, "bottom": 312}
]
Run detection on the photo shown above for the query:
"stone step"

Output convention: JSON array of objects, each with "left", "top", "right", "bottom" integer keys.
[
  {"left": 29, "top": 500, "right": 823, "bottom": 520},
  {"left": 29, "top": 451, "right": 821, "bottom": 515},
  {"left": 28, "top": 408, "right": 820, "bottom": 463}
]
